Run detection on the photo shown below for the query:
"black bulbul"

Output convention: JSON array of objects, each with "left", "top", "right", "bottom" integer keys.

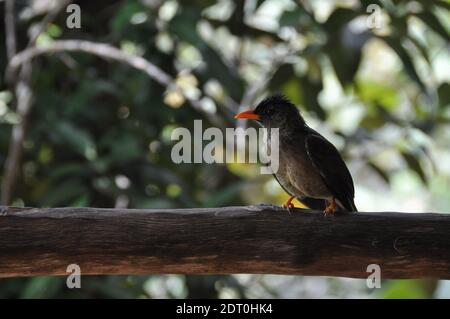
[{"left": 234, "top": 94, "right": 357, "bottom": 214}]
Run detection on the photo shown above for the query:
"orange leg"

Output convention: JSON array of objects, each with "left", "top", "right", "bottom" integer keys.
[
  {"left": 324, "top": 198, "right": 337, "bottom": 215},
  {"left": 282, "top": 195, "right": 296, "bottom": 209}
]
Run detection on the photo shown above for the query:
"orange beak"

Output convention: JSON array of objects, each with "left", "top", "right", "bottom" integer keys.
[{"left": 234, "top": 110, "right": 261, "bottom": 120}]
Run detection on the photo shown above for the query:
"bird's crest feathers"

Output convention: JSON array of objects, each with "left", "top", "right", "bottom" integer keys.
[{"left": 256, "top": 94, "right": 296, "bottom": 111}]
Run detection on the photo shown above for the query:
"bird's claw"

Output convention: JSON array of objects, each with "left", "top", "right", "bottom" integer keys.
[
  {"left": 323, "top": 199, "right": 337, "bottom": 216},
  {"left": 282, "top": 202, "right": 296, "bottom": 215},
  {"left": 322, "top": 209, "right": 334, "bottom": 216},
  {"left": 282, "top": 195, "right": 296, "bottom": 211}
]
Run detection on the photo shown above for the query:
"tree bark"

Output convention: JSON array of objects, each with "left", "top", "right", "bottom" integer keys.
[{"left": 0, "top": 205, "right": 449, "bottom": 279}]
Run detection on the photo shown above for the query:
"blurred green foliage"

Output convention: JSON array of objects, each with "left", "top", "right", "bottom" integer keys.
[{"left": 0, "top": 0, "right": 449, "bottom": 298}]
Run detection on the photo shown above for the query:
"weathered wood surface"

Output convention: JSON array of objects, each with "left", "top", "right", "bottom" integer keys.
[{"left": 0, "top": 205, "right": 449, "bottom": 279}]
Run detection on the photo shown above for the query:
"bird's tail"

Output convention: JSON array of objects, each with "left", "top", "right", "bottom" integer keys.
[{"left": 337, "top": 198, "right": 358, "bottom": 212}]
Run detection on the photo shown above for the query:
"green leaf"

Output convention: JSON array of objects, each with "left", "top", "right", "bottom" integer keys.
[
  {"left": 268, "top": 64, "right": 295, "bottom": 90},
  {"left": 49, "top": 163, "right": 89, "bottom": 182},
  {"left": 406, "top": 35, "right": 431, "bottom": 64},
  {"left": 71, "top": 194, "right": 90, "bottom": 207},
  {"left": 54, "top": 123, "right": 97, "bottom": 160},
  {"left": 107, "top": 133, "right": 142, "bottom": 165},
  {"left": 47, "top": 24, "right": 62, "bottom": 38},
  {"left": 41, "top": 180, "right": 87, "bottom": 207},
  {"left": 324, "top": 9, "right": 371, "bottom": 87},
  {"left": 298, "top": 75, "right": 326, "bottom": 120},
  {"left": 324, "top": 8, "right": 359, "bottom": 32},
  {"left": 279, "top": 10, "right": 302, "bottom": 27},
  {"left": 357, "top": 80, "right": 399, "bottom": 110},
  {"left": 383, "top": 37, "right": 427, "bottom": 92},
  {"left": 433, "top": 0, "right": 450, "bottom": 11},
  {"left": 20, "top": 277, "right": 64, "bottom": 299},
  {"left": 383, "top": 280, "right": 430, "bottom": 299},
  {"left": 204, "top": 181, "right": 247, "bottom": 207},
  {"left": 110, "top": 1, "right": 146, "bottom": 32},
  {"left": 170, "top": 9, "right": 244, "bottom": 100},
  {"left": 401, "top": 151, "right": 427, "bottom": 184},
  {"left": 416, "top": 11, "right": 450, "bottom": 41},
  {"left": 327, "top": 47, "right": 363, "bottom": 87},
  {"left": 0, "top": 91, "right": 13, "bottom": 104},
  {"left": 437, "top": 82, "right": 450, "bottom": 109},
  {"left": 368, "top": 162, "right": 390, "bottom": 185}
]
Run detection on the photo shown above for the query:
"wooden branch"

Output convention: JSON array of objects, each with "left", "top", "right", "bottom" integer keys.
[{"left": 0, "top": 205, "right": 449, "bottom": 279}]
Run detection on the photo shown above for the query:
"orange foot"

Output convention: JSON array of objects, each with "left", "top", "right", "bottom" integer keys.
[
  {"left": 323, "top": 198, "right": 337, "bottom": 215},
  {"left": 282, "top": 195, "right": 296, "bottom": 209}
]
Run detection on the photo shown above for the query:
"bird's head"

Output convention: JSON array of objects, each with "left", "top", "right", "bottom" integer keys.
[{"left": 234, "top": 94, "right": 305, "bottom": 129}]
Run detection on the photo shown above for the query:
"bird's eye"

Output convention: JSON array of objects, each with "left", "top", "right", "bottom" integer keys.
[{"left": 266, "top": 108, "right": 274, "bottom": 115}]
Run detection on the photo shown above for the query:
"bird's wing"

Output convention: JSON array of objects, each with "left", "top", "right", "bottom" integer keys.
[{"left": 305, "top": 133, "right": 357, "bottom": 212}]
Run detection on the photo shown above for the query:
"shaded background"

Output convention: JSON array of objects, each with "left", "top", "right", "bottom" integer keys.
[{"left": 0, "top": 0, "right": 449, "bottom": 298}]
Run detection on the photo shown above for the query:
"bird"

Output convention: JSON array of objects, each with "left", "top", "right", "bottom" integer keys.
[{"left": 234, "top": 94, "right": 357, "bottom": 215}]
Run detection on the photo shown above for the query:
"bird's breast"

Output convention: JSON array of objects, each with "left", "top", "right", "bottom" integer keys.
[{"left": 275, "top": 137, "right": 332, "bottom": 199}]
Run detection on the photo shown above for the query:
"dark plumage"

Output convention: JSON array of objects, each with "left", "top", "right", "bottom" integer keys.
[{"left": 235, "top": 94, "right": 357, "bottom": 214}]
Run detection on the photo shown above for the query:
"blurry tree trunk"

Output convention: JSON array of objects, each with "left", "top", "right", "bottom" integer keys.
[
  {"left": 1, "top": 1, "right": 71, "bottom": 205},
  {"left": 1, "top": 0, "right": 33, "bottom": 205}
]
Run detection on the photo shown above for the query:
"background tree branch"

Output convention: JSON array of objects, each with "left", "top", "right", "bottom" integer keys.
[
  {"left": 6, "top": 39, "right": 226, "bottom": 127},
  {"left": 4, "top": 0, "right": 17, "bottom": 61}
]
